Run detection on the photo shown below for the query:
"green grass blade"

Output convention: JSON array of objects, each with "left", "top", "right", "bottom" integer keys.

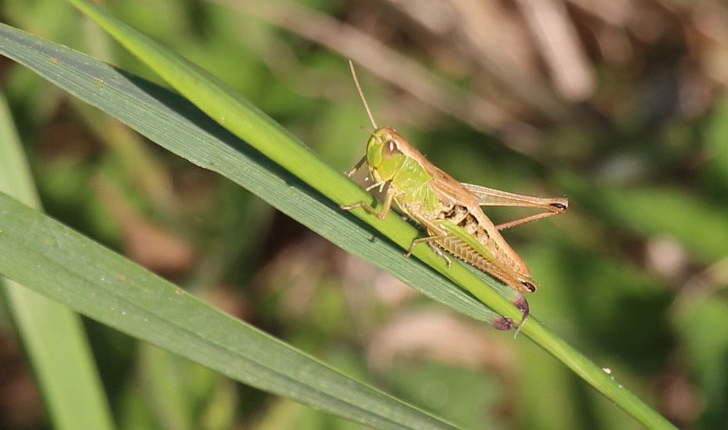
[
  {"left": 0, "top": 23, "right": 462, "bottom": 429},
  {"left": 0, "top": 93, "right": 116, "bottom": 430}
]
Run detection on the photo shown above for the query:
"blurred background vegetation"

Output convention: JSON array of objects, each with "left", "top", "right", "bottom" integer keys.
[{"left": 1, "top": 0, "right": 728, "bottom": 429}]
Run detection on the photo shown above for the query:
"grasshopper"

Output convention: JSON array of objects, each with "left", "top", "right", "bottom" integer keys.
[{"left": 341, "top": 61, "right": 567, "bottom": 326}]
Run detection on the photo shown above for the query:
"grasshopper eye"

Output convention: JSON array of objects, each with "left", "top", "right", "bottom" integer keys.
[{"left": 382, "top": 139, "right": 400, "bottom": 157}]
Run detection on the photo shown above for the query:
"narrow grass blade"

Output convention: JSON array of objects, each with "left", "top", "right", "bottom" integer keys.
[{"left": 63, "top": 0, "right": 521, "bottom": 325}]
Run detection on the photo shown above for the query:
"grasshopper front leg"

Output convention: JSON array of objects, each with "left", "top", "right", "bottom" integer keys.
[
  {"left": 340, "top": 180, "right": 395, "bottom": 220},
  {"left": 344, "top": 155, "right": 368, "bottom": 178}
]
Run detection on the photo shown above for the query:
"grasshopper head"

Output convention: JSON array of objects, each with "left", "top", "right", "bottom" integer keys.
[{"left": 366, "top": 127, "right": 407, "bottom": 183}]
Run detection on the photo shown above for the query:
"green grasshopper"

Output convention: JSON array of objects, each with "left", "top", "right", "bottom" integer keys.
[{"left": 341, "top": 61, "right": 567, "bottom": 327}]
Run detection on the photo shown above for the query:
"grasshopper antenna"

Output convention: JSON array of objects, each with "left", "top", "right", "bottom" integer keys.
[{"left": 349, "top": 59, "right": 378, "bottom": 130}]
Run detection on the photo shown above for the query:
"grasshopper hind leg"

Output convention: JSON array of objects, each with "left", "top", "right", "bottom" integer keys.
[
  {"left": 405, "top": 234, "right": 521, "bottom": 332},
  {"left": 404, "top": 235, "right": 452, "bottom": 268}
]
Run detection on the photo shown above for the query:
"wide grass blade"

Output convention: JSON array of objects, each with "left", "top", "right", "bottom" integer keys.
[{"left": 0, "top": 190, "right": 460, "bottom": 430}]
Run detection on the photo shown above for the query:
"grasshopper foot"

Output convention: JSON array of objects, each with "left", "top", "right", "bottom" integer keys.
[
  {"left": 491, "top": 316, "right": 514, "bottom": 331},
  {"left": 426, "top": 242, "right": 452, "bottom": 268}
]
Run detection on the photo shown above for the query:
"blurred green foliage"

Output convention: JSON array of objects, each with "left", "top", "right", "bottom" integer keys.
[{"left": 1, "top": 0, "right": 727, "bottom": 429}]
